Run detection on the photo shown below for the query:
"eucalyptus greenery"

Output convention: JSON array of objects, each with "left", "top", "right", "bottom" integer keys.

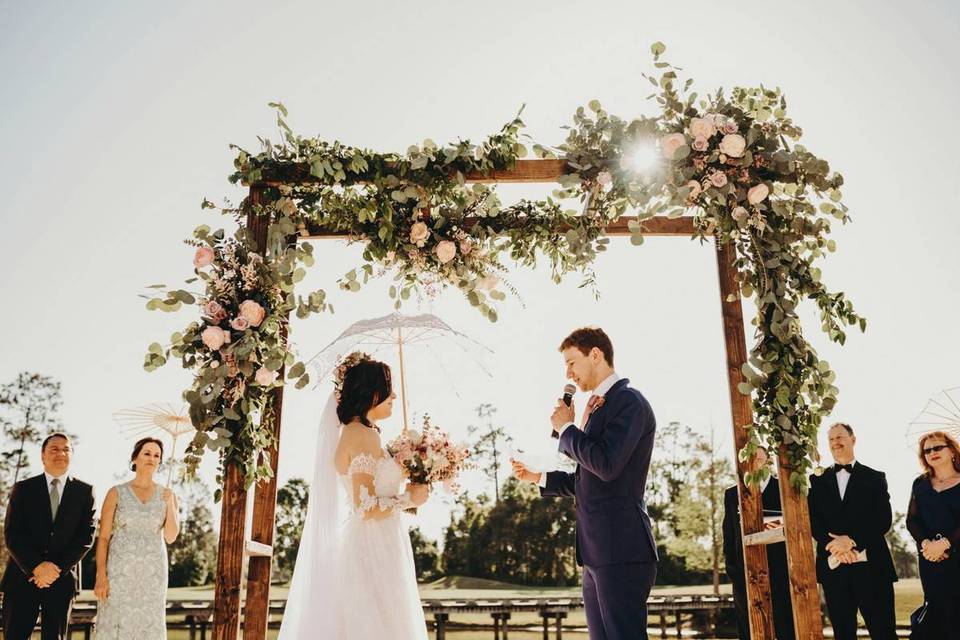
[{"left": 146, "top": 42, "right": 861, "bottom": 495}]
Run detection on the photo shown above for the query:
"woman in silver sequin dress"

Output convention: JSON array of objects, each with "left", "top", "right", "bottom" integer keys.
[{"left": 92, "top": 438, "right": 180, "bottom": 639}]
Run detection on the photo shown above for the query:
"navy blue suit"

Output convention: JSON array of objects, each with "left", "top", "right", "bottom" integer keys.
[{"left": 541, "top": 378, "right": 658, "bottom": 640}]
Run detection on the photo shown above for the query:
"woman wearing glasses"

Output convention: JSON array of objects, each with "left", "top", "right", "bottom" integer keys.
[{"left": 906, "top": 431, "right": 960, "bottom": 635}]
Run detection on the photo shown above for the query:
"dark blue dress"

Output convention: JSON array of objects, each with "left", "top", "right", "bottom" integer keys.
[{"left": 906, "top": 474, "right": 960, "bottom": 633}]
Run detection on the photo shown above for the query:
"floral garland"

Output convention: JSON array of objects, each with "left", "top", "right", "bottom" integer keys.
[
  {"left": 146, "top": 42, "right": 861, "bottom": 494},
  {"left": 332, "top": 351, "right": 372, "bottom": 403}
]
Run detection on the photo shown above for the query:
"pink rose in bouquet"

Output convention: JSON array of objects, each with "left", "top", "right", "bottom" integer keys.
[{"left": 386, "top": 416, "right": 471, "bottom": 512}]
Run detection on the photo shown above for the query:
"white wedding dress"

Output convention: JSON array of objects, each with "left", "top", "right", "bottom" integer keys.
[{"left": 277, "top": 393, "right": 428, "bottom": 640}]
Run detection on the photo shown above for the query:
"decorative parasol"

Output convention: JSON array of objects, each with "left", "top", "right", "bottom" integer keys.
[
  {"left": 112, "top": 403, "right": 195, "bottom": 485},
  {"left": 906, "top": 386, "right": 960, "bottom": 447},
  {"left": 307, "top": 312, "right": 493, "bottom": 430}
]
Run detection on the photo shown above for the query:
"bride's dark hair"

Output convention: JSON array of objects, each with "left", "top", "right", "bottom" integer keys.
[{"left": 335, "top": 358, "right": 392, "bottom": 429}]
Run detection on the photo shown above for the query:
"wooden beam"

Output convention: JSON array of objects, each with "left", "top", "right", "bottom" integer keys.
[
  {"left": 242, "top": 186, "right": 289, "bottom": 640},
  {"left": 211, "top": 462, "right": 247, "bottom": 640},
  {"left": 303, "top": 215, "right": 697, "bottom": 240},
  {"left": 251, "top": 158, "right": 571, "bottom": 187},
  {"left": 714, "top": 239, "right": 775, "bottom": 640},
  {"left": 776, "top": 447, "right": 825, "bottom": 640}
]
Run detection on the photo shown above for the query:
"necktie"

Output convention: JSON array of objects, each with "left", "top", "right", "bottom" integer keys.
[
  {"left": 834, "top": 463, "right": 853, "bottom": 473},
  {"left": 50, "top": 478, "right": 61, "bottom": 519}
]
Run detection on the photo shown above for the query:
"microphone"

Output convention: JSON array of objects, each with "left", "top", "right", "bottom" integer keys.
[{"left": 552, "top": 383, "right": 577, "bottom": 439}]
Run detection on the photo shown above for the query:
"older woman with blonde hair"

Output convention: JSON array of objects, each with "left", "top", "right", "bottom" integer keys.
[{"left": 906, "top": 430, "right": 960, "bottom": 636}]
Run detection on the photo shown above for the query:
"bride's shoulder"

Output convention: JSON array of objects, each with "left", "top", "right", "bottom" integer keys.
[{"left": 335, "top": 425, "right": 382, "bottom": 473}]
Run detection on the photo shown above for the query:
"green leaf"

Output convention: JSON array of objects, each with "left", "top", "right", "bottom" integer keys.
[
  {"left": 588, "top": 99, "right": 602, "bottom": 112},
  {"left": 288, "top": 362, "right": 306, "bottom": 378},
  {"left": 650, "top": 41, "right": 666, "bottom": 56}
]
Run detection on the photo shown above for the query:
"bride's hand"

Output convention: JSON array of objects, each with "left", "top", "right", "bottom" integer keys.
[
  {"left": 407, "top": 483, "right": 430, "bottom": 507},
  {"left": 94, "top": 574, "right": 110, "bottom": 601}
]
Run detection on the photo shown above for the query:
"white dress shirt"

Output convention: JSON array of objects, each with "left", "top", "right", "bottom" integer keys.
[
  {"left": 539, "top": 372, "right": 621, "bottom": 487},
  {"left": 835, "top": 460, "right": 856, "bottom": 500}
]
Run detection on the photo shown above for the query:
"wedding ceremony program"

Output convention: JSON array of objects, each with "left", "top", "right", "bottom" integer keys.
[{"left": 1, "top": 2, "right": 958, "bottom": 639}]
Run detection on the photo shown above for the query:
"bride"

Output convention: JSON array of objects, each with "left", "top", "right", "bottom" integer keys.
[{"left": 278, "top": 354, "right": 431, "bottom": 639}]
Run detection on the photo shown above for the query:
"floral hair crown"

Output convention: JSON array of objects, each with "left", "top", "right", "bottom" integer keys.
[{"left": 333, "top": 351, "right": 372, "bottom": 401}]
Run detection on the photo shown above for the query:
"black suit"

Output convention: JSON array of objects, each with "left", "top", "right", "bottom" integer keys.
[
  {"left": 807, "top": 463, "right": 897, "bottom": 640},
  {"left": 1, "top": 474, "right": 96, "bottom": 640},
  {"left": 722, "top": 479, "right": 794, "bottom": 640}
]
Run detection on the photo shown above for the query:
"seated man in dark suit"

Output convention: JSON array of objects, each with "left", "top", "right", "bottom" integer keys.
[
  {"left": 2, "top": 433, "right": 96, "bottom": 640},
  {"left": 722, "top": 447, "right": 794, "bottom": 640}
]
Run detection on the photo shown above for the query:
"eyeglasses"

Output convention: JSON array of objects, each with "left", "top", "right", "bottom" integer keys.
[{"left": 923, "top": 444, "right": 950, "bottom": 455}]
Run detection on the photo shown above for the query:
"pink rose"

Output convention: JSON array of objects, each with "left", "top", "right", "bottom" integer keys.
[
  {"left": 204, "top": 300, "right": 226, "bottom": 322},
  {"left": 689, "top": 117, "right": 717, "bottom": 140},
  {"left": 201, "top": 326, "right": 228, "bottom": 351},
  {"left": 596, "top": 170, "right": 614, "bottom": 193},
  {"left": 723, "top": 119, "right": 739, "bottom": 134},
  {"left": 685, "top": 180, "right": 702, "bottom": 200},
  {"left": 194, "top": 246, "right": 215, "bottom": 269},
  {"left": 719, "top": 134, "right": 747, "bottom": 158},
  {"left": 254, "top": 367, "right": 278, "bottom": 386},
  {"left": 659, "top": 133, "right": 687, "bottom": 160},
  {"left": 709, "top": 171, "right": 728, "bottom": 188},
  {"left": 747, "top": 183, "right": 770, "bottom": 204},
  {"left": 409, "top": 222, "right": 430, "bottom": 247},
  {"left": 459, "top": 238, "right": 474, "bottom": 256},
  {"left": 732, "top": 206, "right": 749, "bottom": 222},
  {"left": 238, "top": 300, "right": 266, "bottom": 327},
  {"left": 435, "top": 240, "right": 457, "bottom": 264},
  {"left": 691, "top": 137, "right": 709, "bottom": 152},
  {"left": 230, "top": 316, "right": 250, "bottom": 331}
]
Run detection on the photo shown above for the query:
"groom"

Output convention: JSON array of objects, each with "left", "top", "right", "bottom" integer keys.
[{"left": 513, "top": 327, "right": 658, "bottom": 640}]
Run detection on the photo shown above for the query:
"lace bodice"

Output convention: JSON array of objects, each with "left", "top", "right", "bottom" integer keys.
[{"left": 340, "top": 451, "right": 410, "bottom": 517}]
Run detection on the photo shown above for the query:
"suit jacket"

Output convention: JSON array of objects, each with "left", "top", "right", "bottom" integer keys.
[
  {"left": 540, "top": 378, "right": 658, "bottom": 567},
  {"left": 1, "top": 473, "right": 96, "bottom": 595},
  {"left": 722, "top": 479, "right": 789, "bottom": 587},
  {"left": 807, "top": 462, "right": 897, "bottom": 584}
]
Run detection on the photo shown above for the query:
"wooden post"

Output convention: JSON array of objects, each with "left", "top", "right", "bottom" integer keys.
[
  {"left": 211, "top": 461, "right": 247, "bottom": 640},
  {"left": 776, "top": 447, "right": 825, "bottom": 639},
  {"left": 242, "top": 185, "right": 288, "bottom": 640},
  {"left": 714, "top": 239, "right": 775, "bottom": 640}
]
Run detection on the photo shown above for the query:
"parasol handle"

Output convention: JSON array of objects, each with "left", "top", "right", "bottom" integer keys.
[{"left": 398, "top": 326, "right": 410, "bottom": 432}]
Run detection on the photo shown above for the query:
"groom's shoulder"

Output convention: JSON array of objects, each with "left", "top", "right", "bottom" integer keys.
[{"left": 611, "top": 380, "right": 651, "bottom": 410}]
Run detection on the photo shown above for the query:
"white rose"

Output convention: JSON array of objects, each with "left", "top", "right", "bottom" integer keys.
[
  {"left": 747, "top": 183, "right": 770, "bottom": 205},
  {"left": 719, "top": 134, "right": 747, "bottom": 158},
  {"left": 689, "top": 117, "right": 717, "bottom": 140},
  {"left": 596, "top": 170, "right": 613, "bottom": 193}
]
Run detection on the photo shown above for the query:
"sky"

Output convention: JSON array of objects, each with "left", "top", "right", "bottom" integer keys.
[{"left": 1, "top": 0, "right": 958, "bottom": 545}]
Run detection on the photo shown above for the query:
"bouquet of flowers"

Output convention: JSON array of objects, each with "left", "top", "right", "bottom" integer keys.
[{"left": 386, "top": 416, "right": 471, "bottom": 512}]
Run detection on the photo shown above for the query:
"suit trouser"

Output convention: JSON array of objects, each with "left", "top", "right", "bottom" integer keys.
[
  {"left": 822, "top": 564, "right": 896, "bottom": 640},
  {"left": 582, "top": 561, "right": 656, "bottom": 640},
  {"left": 2, "top": 579, "right": 74, "bottom": 640}
]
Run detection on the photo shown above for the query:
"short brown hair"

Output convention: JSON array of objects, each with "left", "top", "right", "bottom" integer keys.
[
  {"left": 917, "top": 431, "right": 960, "bottom": 477},
  {"left": 829, "top": 422, "right": 854, "bottom": 436},
  {"left": 559, "top": 327, "right": 614, "bottom": 366}
]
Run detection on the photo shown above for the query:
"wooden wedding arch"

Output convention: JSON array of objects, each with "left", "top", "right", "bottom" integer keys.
[{"left": 210, "top": 159, "right": 824, "bottom": 640}]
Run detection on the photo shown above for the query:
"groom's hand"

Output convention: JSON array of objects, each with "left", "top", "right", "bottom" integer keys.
[
  {"left": 551, "top": 399, "right": 575, "bottom": 433},
  {"left": 511, "top": 459, "right": 542, "bottom": 484}
]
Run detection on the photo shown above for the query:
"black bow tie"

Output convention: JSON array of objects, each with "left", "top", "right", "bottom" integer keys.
[{"left": 834, "top": 463, "right": 854, "bottom": 473}]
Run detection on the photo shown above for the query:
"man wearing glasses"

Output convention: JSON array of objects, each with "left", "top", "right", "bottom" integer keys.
[{"left": 807, "top": 422, "right": 898, "bottom": 640}]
